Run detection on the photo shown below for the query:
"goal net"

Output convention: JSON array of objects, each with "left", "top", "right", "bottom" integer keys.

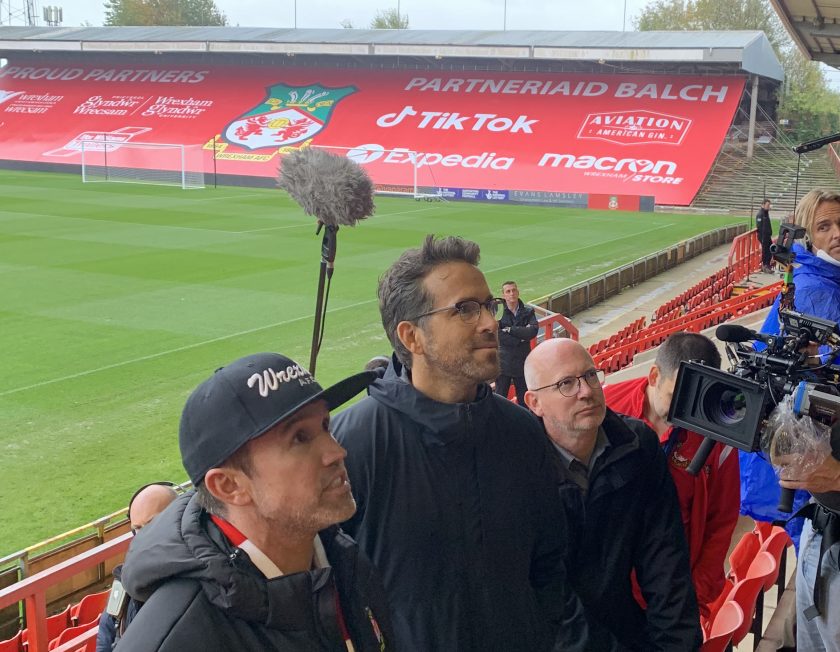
[
  {"left": 81, "top": 139, "right": 206, "bottom": 190},
  {"left": 309, "top": 144, "right": 442, "bottom": 200}
]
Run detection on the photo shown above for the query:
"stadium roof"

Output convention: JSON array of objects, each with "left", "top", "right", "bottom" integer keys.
[
  {"left": 770, "top": 0, "right": 840, "bottom": 67},
  {"left": 0, "top": 26, "right": 784, "bottom": 81}
]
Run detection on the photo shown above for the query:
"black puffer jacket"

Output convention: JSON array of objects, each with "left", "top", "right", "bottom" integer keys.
[
  {"left": 556, "top": 410, "right": 701, "bottom": 651},
  {"left": 498, "top": 300, "right": 538, "bottom": 376},
  {"left": 332, "top": 356, "right": 590, "bottom": 652},
  {"left": 115, "top": 492, "right": 393, "bottom": 652}
]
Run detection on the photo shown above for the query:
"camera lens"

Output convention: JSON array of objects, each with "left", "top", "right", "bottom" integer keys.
[{"left": 704, "top": 383, "right": 747, "bottom": 426}]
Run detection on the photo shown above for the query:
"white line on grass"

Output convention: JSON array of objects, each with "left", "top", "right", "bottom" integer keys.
[
  {"left": 490, "top": 222, "right": 676, "bottom": 273},
  {"left": 2, "top": 220, "right": 673, "bottom": 397},
  {"left": 0, "top": 298, "right": 376, "bottom": 398},
  {"left": 231, "top": 205, "right": 445, "bottom": 233}
]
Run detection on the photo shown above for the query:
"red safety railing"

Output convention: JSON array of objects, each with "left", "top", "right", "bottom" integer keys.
[
  {"left": 729, "top": 229, "right": 761, "bottom": 281},
  {"left": 0, "top": 533, "right": 130, "bottom": 652},
  {"left": 535, "top": 311, "right": 579, "bottom": 343}
]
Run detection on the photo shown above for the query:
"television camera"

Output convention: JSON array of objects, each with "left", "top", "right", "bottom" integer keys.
[{"left": 669, "top": 223, "right": 840, "bottom": 511}]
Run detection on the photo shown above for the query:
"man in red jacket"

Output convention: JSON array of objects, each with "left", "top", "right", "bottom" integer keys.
[{"left": 603, "top": 332, "right": 740, "bottom": 618}]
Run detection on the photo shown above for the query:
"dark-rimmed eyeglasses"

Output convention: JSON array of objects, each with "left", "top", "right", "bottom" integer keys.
[
  {"left": 410, "top": 298, "right": 505, "bottom": 324},
  {"left": 531, "top": 369, "right": 605, "bottom": 397}
]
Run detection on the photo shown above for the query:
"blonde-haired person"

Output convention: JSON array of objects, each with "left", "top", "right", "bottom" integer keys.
[{"left": 742, "top": 188, "right": 840, "bottom": 651}]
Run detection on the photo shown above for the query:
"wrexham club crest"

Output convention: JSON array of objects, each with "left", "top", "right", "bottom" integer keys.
[{"left": 223, "top": 83, "right": 356, "bottom": 150}]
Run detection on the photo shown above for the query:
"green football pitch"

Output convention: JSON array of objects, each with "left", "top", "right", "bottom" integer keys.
[{"left": 0, "top": 169, "right": 742, "bottom": 555}]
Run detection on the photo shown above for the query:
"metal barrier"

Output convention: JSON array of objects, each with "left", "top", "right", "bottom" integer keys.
[
  {"left": 533, "top": 223, "right": 748, "bottom": 317},
  {"left": 0, "top": 534, "right": 131, "bottom": 652}
]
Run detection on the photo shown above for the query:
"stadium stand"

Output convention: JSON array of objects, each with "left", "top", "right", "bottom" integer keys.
[
  {"left": 0, "top": 27, "right": 785, "bottom": 207},
  {"left": 0, "top": 23, "right": 820, "bottom": 652}
]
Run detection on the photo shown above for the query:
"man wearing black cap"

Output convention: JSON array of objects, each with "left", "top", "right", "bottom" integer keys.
[{"left": 115, "top": 352, "right": 392, "bottom": 652}]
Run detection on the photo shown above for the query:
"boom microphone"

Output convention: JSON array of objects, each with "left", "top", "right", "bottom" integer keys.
[
  {"left": 277, "top": 147, "right": 376, "bottom": 374},
  {"left": 278, "top": 147, "right": 375, "bottom": 228}
]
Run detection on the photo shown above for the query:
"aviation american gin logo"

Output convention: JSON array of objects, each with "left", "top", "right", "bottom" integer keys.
[{"left": 578, "top": 110, "right": 692, "bottom": 146}]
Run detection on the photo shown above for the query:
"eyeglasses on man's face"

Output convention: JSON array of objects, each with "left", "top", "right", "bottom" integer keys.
[
  {"left": 532, "top": 369, "right": 605, "bottom": 397},
  {"left": 410, "top": 298, "right": 505, "bottom": 324}
]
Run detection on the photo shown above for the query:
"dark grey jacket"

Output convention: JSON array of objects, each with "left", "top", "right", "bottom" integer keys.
[
  {"left": 498, "top": 300, "right": 539, "bottom": 376},
  {"left": 556, "top": 410, "right": 702, "bottom": 651},
  {"left": 333, "top": 356, "right": 590, "bottom": 652},
  {"left": 115, "top": 492, "right": 392, "bottom": 652}
]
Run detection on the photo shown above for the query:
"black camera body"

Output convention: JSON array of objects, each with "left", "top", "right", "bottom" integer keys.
[{"left": 670, "top": 221, "right": 840, "bottom": 462}]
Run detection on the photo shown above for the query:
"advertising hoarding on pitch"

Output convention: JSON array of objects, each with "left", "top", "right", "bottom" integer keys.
[{"left": 0, "top": 60, "right": 745, "bottom": 204}]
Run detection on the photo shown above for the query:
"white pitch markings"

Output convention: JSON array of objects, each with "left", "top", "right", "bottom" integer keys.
[
  {"left": 491, "top": 223, "right": 676, "bottom": 273},
  {"left": 2, "top": 220, "right": 673, "bottom": 396},
  {"left": 232, "top": 205, "right": 445, "bottom": 233}
]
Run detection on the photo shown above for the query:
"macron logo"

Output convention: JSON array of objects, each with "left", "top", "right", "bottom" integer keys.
[{"left": 247, "top": 364, "right": 314, "bottom": 397}]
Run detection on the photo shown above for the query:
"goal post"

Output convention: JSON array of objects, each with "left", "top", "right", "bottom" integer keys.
[
  {"left": 308, "top": 144, "right": 442, "bottom": 200},
  {"left": 80, "top": 139, "right": 206, "bottom": 190}
]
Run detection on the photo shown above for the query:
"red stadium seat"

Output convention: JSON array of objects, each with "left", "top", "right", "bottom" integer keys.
[
  {"left": 729, "top": 530, "right": 761, "bottom": 584},
  {"left": 22, "top": 605, "right": 72, "bottom": 648},
  {"left": 729, "top": 552, "right": 777, "bottom": 645},
  {"left": 0, "top": 631, "right": 22, "bottom": 652},
  {"left": 48, "top": 618, "right": 99, "bottom": 652},
  {"left": 71, "top": 590, "right": 109, "bottom": 627},
  {"left": 758, "top": 528, "right": 792, "bottom": 591}
]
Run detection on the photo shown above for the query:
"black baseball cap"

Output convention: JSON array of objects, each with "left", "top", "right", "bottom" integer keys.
[{"left": 180, "top": 352, "right": 374, "bottom": 485}]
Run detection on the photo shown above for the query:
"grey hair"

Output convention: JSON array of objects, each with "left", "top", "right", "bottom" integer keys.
[
  {"left": 378, "top": 234, "right": 481, "bottom": 368},
  {"left": 794, "top": 189, "right": 840, "bottom": 249},
  {"left": 194, "top": 444, "right": 254, "bottom": 517},
  {"left": 654, "top": 332, "right": 721, "bottom": 378}
]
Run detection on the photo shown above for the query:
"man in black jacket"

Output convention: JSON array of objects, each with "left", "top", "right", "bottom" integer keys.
[
  {"left": 524, "top": 338, "right": 702, "bottom": 651},
  {"left": 96, "top": 482, "right": 178, "bottom": 651},
  {"left": 115, "top": 352, "right": 392, "bottom": 652},
  {"left": 756, "top": 199, "right": 773, "bottom": 272},
  {"left": 496, "top": 280, "right": 538, "bottom": 406},
  {"left": 333, "top": 235, "right": 590, "bottom": 651}
]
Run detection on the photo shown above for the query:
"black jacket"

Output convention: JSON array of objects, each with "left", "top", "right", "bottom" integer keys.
[
  {"left": 755, "top": 207, "right": 772, "bottom": 243},
  {"left": 95, "top": 565, "right": 141, "bottom": 652},
  {"left": 332, "top": 356, "right": 590, "bottom": 652},
  {"left": 498, "top": 300, "right": 539, "bottom": 376},
  {"left": 555, "top": 410, "right": 702, "bottom": 651},
  {"left": 115, "top": 492, "right": 393, "bottom": 652}
]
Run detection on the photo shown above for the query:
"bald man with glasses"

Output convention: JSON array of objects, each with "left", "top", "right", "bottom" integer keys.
[{"left": 524, "top": 338, "right": 701, "bottom": 652}]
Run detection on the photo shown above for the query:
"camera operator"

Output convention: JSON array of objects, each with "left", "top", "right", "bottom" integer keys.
[
  {"left": 777, "top": 422, "right": 840, "bottom": 651},
  {"left": 740, "top": 188, "right": 840, "bottom": 649}
]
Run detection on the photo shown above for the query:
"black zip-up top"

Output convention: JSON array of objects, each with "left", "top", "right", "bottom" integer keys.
[
  {"left": 116, "top": 492, "right": 393, "bottom": 652},
  {"left": 332, "top": 356, "right": 590, "bottom": 652}
]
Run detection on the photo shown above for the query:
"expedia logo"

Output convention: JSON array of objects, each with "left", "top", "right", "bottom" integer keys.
[
  {"left": 578, "top": 110, "right": 691, "bottom": 146},
  {"left": 346, "top": 143, "right": 514, "bottom": 169}
]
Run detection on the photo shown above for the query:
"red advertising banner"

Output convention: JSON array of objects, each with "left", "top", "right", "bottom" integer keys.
[
  {"left": 587, "top": 194, "right": 642, "bottom": 211},
  {"left": 0, "top": 59, "right": 745, "bottom": 204}
]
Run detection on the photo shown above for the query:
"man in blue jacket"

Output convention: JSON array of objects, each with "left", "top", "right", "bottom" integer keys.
[{"left": 333, "top": 234, "right": 591, "bottom": 651}]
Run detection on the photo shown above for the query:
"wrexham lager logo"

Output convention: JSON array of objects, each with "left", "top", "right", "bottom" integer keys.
[
  {"left": 222, "top": 83, "right": 356, "bottom": 150},
  {"left": 578, "top": 110, "right": 691, "bottom": 146}
]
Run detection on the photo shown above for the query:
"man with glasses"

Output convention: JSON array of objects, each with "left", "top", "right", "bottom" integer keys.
[
  {"left": 524, "top": 338, "right": 701, "bottom": 651},
  {"left": 333, "top": 235, "right": 591, "bottom": 651},
  {"left": 604, "top": 332, "right": 739, "bottom": 620}
]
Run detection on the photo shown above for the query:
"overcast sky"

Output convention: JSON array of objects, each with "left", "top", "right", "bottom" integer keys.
[{"left": 34, "top": 0, "right": 651, "bottom": 31}]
